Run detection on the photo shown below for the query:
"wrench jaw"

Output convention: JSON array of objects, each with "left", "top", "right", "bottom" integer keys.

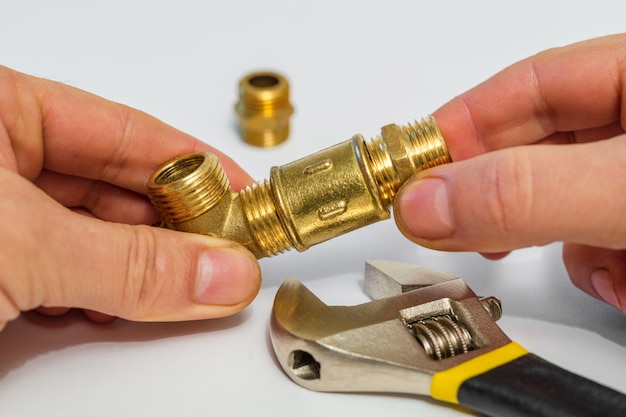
[
  {"left": 270, "top": 273, "right": 512, "bottom": 396},
  {"left": 269, "top": 278, "right": 435, "bottom": 395},
  {"left": 364, "top": 260, "right": 460, "bottom": 300}
]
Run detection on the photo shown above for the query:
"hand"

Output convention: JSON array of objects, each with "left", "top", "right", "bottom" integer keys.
[
  {"left": 394, "top": 34, "right": 626, "bottom": 312},
  {"left": 0, "top": 66, "right": 261, "bottom": 332}
]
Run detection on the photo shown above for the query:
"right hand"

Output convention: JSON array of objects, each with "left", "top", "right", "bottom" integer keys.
[{"left": 394, "top": 34, "right": 626, "bottom": 312}]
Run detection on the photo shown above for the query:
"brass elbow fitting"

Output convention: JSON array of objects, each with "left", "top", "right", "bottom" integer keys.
[
  {"left": 235, "top": 71, "right": 293, "bottom": 147},
  {"left": 146, "top": 116, "right": 450, "bottom": 259}
]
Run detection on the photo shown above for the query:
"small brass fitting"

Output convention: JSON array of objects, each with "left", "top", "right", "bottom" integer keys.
[
  {"left": 235, "top": 71, "right": 293, "bottom": 147},
  {"left": 147, "top": 116, "right": 451, "bottom": 259}
]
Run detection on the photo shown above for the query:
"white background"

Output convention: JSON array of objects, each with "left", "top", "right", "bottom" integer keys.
[{"left": 1, "top": 1, "right": 625, "bottom": 416}]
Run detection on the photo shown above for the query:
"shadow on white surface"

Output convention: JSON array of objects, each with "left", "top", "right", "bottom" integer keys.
[{"left": 0, "top": 308, "right": 251, "bottom": 380}]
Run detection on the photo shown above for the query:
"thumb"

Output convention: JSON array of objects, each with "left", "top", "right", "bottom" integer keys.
[
  {"left": 0, "top": 170, "right": 261, "bottom": 326},
  {"left": 394, "top": 135, "right": 626, "bottom": 253},
  {"left": 48, "top": 219, "right": 263, "bottom": 321}
]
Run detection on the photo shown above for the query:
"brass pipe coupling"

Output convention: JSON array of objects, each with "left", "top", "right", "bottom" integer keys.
[
  {"left": 235, "top": 71, "right": 293, "bottom": 147},
  {"left": 146, "top": 116, "right": 451, "bottom": 259}
]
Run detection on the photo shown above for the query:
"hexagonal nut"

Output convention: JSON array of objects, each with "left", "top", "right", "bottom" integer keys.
[{"left": 380, "top": 123, "right": 417, "bottom": 183}]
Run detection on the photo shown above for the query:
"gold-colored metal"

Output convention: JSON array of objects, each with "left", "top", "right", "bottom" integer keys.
[
  {"left": 269, "top": 260, "right": 509, "bottom": 394},
  {"left": 147, "top": 116, "right": 451, "bottom": 259},
  {"left": 235, "top": 71, "right": 293, "bottom": 147}
]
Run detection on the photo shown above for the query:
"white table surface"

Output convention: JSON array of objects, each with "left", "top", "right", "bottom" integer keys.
[{"left": 1, "top": 1, "right": 625, "bottom": 416}]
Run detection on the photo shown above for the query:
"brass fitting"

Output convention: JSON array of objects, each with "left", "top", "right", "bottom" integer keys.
[
  {"left": 235, "top": 71, "right": 293, "bottom": 147},
  {"left": 146, "top": 116, "right": 450, "bottom": 259}
]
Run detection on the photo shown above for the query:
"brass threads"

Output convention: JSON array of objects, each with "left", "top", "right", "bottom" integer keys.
[
  {"left": 364, "top": 134, "right": 402, "bottom": 207},
  {"left": 240, "top": 180, "right": 292, "bottom": 256},
  {"left": 147, "top": 116, "right": 451, "bottom": 258},
  {"left": 147, "top": 153, "right": 229, "bottom": 224},
  {"left": 363, "top": 117, "right": 450, "bottom": 207},
  {"left": 401, "top": 118, "right": 450, "bottom": 170},
  {"left": 235, "top": 71, "right": 294, "bottom": 147}
]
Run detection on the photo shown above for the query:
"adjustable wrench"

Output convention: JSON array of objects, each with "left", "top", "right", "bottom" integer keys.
[{"left": 269, "top": 260, "right": 626, "bottom": 417}]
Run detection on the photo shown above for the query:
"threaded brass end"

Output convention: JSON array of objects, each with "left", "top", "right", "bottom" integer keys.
[
  {"left": 400, "top": 117, "right": 451, "bottom": 171},
  {"left": 235, "top": 71, "right": 294, "bottom": 147},
  {"left": 147, "top": 152, "right": 230, "bottom": 223},
  {"left": 240, "top": 180, "right": 292, "bottom": 256},
  {"left": 366, "top": 116, "right": 451, "bottom": 207},
  {"left": 365, "top": 135, "right": 402, "bottom": 207}
]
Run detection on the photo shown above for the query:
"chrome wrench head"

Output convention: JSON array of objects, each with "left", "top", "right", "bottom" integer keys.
[{"left": 269, "top": 260, "right": 509, "bottom": 395}]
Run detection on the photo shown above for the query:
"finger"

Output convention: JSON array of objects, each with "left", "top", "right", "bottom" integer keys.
[
  {"left": 0, "top": 169, "right": 261, "bottom": 325},
  {"left": 36, "top": 306, "right": 117, "bottom": 324},
  {"left": 394, "top": 135, "right": 626, "bottom": 253},
  {"left": 538, "top": 121, "right": 626, "bottom": 145},
  {"left": 563, "top": 243, "right": 626, "bottom": 313},
  {"left": 433, "top": 34, "right": 626, "bottom": 160},
  {"left": 0, "top": 66, "right": 253, "bottom": 191},
  {"left": 35, "top": 170, "right": 158, "bottom": 224},
  {"left": 36, "top": 306, "right": 70, "bottom": 316},
  {"left": 82, "top": 309, "right": 118, "bottom": 324},
  {"left": 480, "top": 252, "right": 511, "bottom": 260}
]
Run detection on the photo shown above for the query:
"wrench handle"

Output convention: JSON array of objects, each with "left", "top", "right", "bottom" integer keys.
[{"left": 457, "top": 353, "right": 626, "bottom": 417}]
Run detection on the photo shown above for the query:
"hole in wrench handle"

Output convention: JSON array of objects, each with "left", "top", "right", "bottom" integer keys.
[{"left": 289, "top": 350, "right": 321, "bottom": 380}]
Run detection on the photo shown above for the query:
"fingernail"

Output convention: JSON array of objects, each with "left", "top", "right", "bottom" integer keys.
[
  {"left": 397, "top": 178, "right": 454, "bottom": 239},
  {"left": 195, "top": 248, "right": 260, "bottom": 306},
  {"left": 591, "top": 269, "right": 622, "bottom": 311}
]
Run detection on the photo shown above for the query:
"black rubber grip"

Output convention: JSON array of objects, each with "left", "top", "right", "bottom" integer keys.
[{"left": 457, "top": 353, "right": 626, "bottom": 417}]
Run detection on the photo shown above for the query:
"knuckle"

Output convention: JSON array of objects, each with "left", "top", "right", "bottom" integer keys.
[
  {"left": 121, "top": 226, "right": 168, "bottom": 319},
  {"left": 101, "top": 105, "right": 136, "bottom": 184},
  {"left": 480, "top": 150, "right": 534, "bottom": 236}
]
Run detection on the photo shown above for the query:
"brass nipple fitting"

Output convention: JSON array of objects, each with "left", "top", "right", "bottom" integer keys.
[
  {"left": 235, "top": 71, "right": 293, "bottom": 147},
  {"left": 147, "top": 116, "right": 451, "bottom": 259}
]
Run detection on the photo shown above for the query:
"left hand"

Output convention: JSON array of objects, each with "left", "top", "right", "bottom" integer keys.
[{"left": 0, "top": 66, "right": 261, "bottom": 331}]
